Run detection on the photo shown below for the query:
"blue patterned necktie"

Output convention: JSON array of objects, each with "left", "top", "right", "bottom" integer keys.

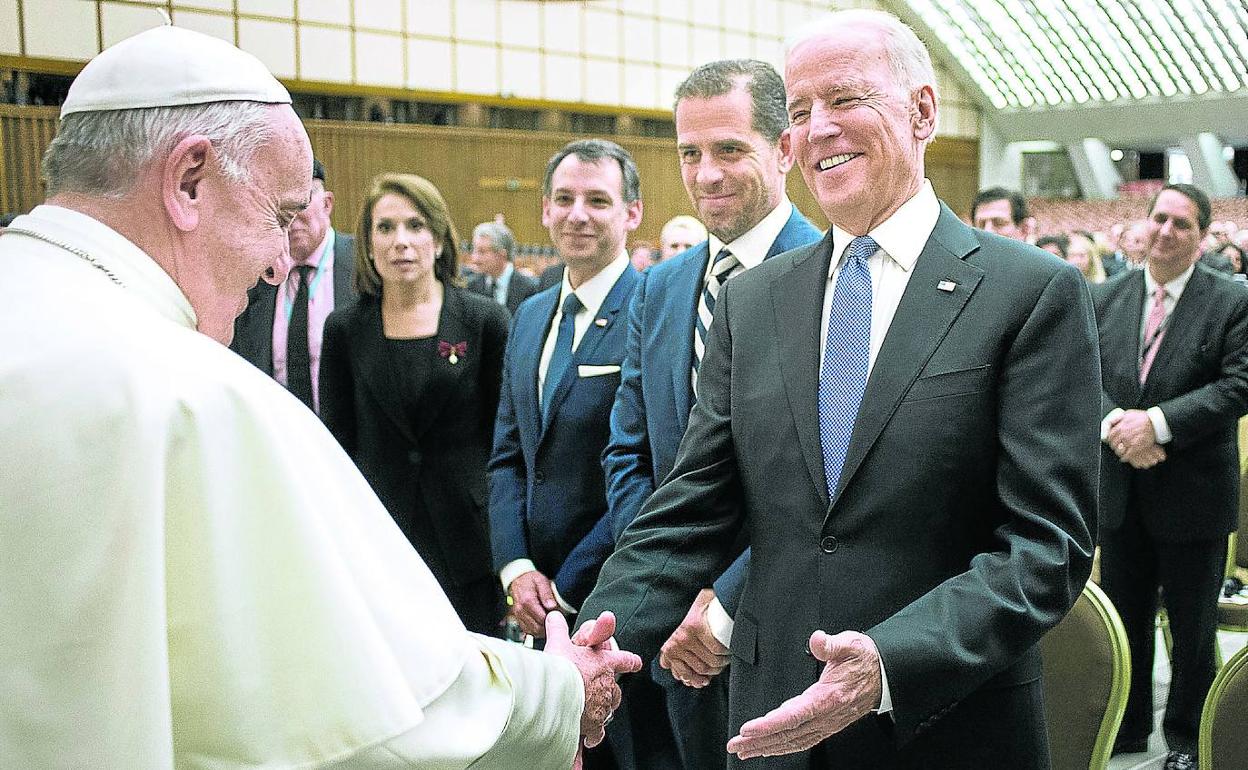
[
  {"left": 819, "top": 235, "right": 877, "bottom": 498},
  {"left": 542, "top": 292, "right": 583, "bottom": 417}
]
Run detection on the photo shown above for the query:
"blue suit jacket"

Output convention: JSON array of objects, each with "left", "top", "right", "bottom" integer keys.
[
  {"left": 490, "top": 265, "right": 641, "bottom": 607},
  {"left": 602, "top": 208, "right": 822, "bottom": 614}
]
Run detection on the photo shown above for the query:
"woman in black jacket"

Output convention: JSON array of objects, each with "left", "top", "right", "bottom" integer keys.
[{"left": 320, "top": 173, "right": 508, "bottom": 635}]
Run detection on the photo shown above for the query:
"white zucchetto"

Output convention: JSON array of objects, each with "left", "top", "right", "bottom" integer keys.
[{"left": 61, "top": 24, "right": 290, "bottom": 117}]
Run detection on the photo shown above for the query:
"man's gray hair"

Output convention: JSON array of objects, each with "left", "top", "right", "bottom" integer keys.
[
  {"left": 473, "top": 221, "right": 516, "bottom": 260},
  {"left": 786, "top": 9, "right": 937, "bottom": 99},
  {"left": 674, "top": 59, "right": 789, "bottom": 144},
  {"left": 543, "top": 139, "right": 641, "bottom": 204},
  {"left": 42, "top": 101, "right": 276, "bottom": 198}
]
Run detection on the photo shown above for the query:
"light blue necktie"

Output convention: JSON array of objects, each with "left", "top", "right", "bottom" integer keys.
[
  {"left": 542, "top": 292, "right": 583, "bottom": 417},
  {"left": 819, "top": 235, "right": 877, "bottom": 498}
]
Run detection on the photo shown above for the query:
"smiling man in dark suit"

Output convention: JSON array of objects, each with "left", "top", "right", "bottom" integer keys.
[
  {"left": 231, "top": 158, "right": 354, "bottom": 412},
  {"left": 489, "top": 138, "right": 678, "bottom": 769},
  {"left": 578, "top": 9, "right": 1099, "bottom": 768},
  {"left": 603, "top": 58, "right": 821, "bottom": 769},
  {"left": 1095, "top": 183, "right": 1248, "bottom": 770}
]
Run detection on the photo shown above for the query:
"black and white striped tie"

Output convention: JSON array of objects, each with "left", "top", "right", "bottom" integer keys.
[{"left": 692, "top": 247, "right": 740, "bottom": 389}]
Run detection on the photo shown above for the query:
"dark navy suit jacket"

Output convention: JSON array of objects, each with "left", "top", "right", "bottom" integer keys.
[
  {"left": 602, "top": 208, "right": 821, "bottom": 614},
  {"left": 489, "top": 265, "right": 641, "bottom": 607}
]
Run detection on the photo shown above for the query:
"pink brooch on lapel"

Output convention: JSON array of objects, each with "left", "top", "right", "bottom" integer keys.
[{"left": 438, "top": 340, "right": 468, "bottom": 365}]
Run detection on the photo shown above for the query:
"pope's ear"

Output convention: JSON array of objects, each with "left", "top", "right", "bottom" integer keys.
[{"left": 162, "top": 134, "right": 214, "bottom": 233}]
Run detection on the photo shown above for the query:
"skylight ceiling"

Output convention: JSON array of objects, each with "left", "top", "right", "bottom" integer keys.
[{"left": 900, "top": 0, "right": 1248, "bottom": 110}]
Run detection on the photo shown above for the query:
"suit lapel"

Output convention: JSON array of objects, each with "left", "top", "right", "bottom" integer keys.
[
  {"left": 542, "top": 268, "right": 638, "bottom": 432},
  {"left": 772, "top": 234, "right": 835, "bottom": 505},
  {"left": 676, "top": 211, "right": 821, "bottom": 433},
  {"left": 520, "top": 291, "right": 558, "bottom": 444},
  {"left": 332, "top": 230, "right": 355, "bottom": 307},
  {"left": 253, "top": 282, "right": 278, "bottom": 375},
  {"left": 1108, "top": 271, "right": 1146, "bottom": 395},
  {"left": 356, "top": 302, "right": 423, "bottom": 448},
  {"left": 672, "top": 243, "right": 710, "bottom": 432},
  {"left": 1142, "top": 266, "right": 1207, "bottom": 393},
  {"left": 831, "top": 207, "right": 984, "bottom": 509}
]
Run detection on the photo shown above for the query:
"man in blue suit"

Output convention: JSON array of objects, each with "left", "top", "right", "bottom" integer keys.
[
  {"left": 602, "top": 59, "right": 822, "bottom": 769},
  {"left": 490, "top": 138, "right": 677, "bottom": 768}
]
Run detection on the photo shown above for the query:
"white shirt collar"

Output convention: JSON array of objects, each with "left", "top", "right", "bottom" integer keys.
[
  {"left": 828, "top": 180, "right": 939, "bottom": 276},
  {"left": 707, "top": 196, "right": 794, "bottom": 272},
  {"left": 560, "top": 252, "right": 630, "bottom": 317},
  {"left": 1145, "top": 261, "right": 1196, "bottom": 299},
  {"left": 15, "top": 205, "right": 197, "bottom": 329},
  {"left": 497, "top": 261, "right": 514, "bottom": 290}
]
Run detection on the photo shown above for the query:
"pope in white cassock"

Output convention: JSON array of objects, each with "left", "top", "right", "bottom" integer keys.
[{"left": 0, "top": 24, "right": 641, "bottom": 768}]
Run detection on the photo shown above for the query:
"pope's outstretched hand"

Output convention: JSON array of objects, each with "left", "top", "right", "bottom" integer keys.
[
  {"left": 545, "top": 611, "right": 642, "bottom": 751},
  {"left": 727, "top": 630, "right": 882, "bottom": 760}
]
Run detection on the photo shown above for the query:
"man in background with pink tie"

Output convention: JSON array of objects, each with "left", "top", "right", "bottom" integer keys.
[{"left": 1095, "top": 182, "right": 1248, "bottom": 770}]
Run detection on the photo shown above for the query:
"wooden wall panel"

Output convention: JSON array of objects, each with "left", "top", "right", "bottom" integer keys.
[
  {"left": 0, "top": 104, "right": 57, "bottom": 217},
  {"left": 0, "top": 107, "right": 979, "bottom": 241},
  {"left": 304, "top": 120, "right": 699, "bottom": 250}
]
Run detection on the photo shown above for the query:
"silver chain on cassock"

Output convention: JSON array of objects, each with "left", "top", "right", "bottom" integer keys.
[{"left": 3, "top": 227, "right": 126, "bottom": 287}]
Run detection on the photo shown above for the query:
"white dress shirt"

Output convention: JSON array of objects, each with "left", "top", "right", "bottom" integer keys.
[
  {"left": 705, "top": 196, "right": 795, "bottom": 280},
  {"left": 502, "top": 252, "right": 632, "bottom": 612},
  {"left": 818, "top": 181, "right": 939, "bottom": 371},
  {"left": 1099, "top": 262, "right": 1196, "bottom": 444}
]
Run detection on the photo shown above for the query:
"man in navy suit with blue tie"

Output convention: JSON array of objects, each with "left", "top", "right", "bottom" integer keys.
[
  {"left": 490, "top": 138, "right": 677, "bottom": 768},
  {"left": 602, "top": 59, "right": 821, "bottom": 769}
]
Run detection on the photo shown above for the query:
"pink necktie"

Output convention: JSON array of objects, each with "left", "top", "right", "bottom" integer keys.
[{"left": 1139, "top": 285, "right": 1167, "bottom": 383}]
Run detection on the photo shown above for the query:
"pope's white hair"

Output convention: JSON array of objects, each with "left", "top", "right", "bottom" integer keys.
[
  {"left": 42, "top": 101, "right": 276, "bottom": 198},
  {"left": 785, "top": 9, "right": 937, "bottom": 99}
]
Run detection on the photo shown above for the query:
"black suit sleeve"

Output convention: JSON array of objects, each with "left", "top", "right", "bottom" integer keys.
[
  {"left": 478, "top": 300, "right": 510, "bottom": 445},
  {"left": 577, "top": 277, "right": 747, "bottom": 661},
  {"left": 319, "top": 309, "right": 357, "bottom": 456},
  {"left": 1156, "top": 286, "right": 1248, "bottom": 449},
  {"left": 869, "top": 265, "right": 1099, "bottom": 741}
]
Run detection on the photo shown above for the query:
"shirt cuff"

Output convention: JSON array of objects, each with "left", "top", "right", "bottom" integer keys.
[
  {"left": 550, "top": 582, "right": 578, "bottom": 615},
  {"left": 1147, "top": 406, "right": 1172, "bottom": 444},
  {"left": 500, "top": 559, "right": 537, "bottom": 593},
  {"left": 706, "top": 595, "right": 734, "bottom": 648},
  {"left": 1100, "top": 407, "right": 1125, "bottom": 442},
  {"left": 875, "top": 657, "right": 893, "bottom": 714}
]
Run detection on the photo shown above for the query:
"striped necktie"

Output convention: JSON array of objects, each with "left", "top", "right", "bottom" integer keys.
[{"left": 692, "top": 247, "right": 741, "bottom": 389}]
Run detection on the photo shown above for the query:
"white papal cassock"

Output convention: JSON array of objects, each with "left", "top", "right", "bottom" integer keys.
[{"left": 0, "top": 205, "right": 583, "bottom": 768}]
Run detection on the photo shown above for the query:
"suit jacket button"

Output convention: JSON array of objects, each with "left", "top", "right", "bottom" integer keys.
[
  {"left": 820, "top": 535, "right": 839, "bottom": 553},
  {"left": 535, "top": 470, "right": 546, "bottom": 484},
  {"left": 407, "top": 450, "right": 422, "bottom": 466}
]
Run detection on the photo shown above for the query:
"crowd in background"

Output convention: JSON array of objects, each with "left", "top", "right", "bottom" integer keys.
[{"left": 970, "top": 185, "right": 1248, "bottom": 286}]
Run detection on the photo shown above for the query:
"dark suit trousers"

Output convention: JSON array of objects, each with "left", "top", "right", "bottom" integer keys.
[
  {"left": 651, "top": 659, "right": 729, "bottom": 769},
  {"left": 806, "top": 680, "right": 1049, "bottom": 770},
  {"left": 1100, "top": 512, "right": 1226, "bottom": 752}
]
